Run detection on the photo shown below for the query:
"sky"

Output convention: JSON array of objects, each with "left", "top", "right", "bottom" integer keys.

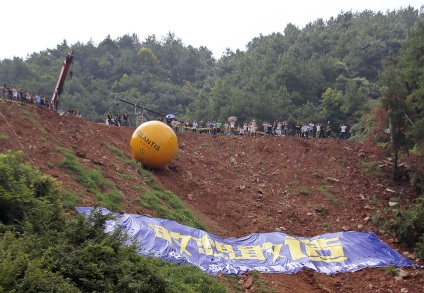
[{"left": 1, "top": 0, "right": 422, "bottom": 60}]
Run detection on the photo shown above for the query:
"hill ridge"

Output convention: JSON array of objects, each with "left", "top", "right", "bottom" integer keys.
[{"left": 0, "top": 102, "right": 422, "bottom": 292}]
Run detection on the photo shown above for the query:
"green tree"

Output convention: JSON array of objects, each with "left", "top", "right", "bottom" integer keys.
[
  {"left": 319, "top": 87, "right": 344, "bottom": 124},
  {"left": 380, "top": 57, "right": 410, "bottom": 180},
  {"left": 341, "top": 77, "right": 372, "bottom": 126},
  {"left": 0, "top": 150, "right": 64, "bottom": 232},
  {"left": 402, "top": 20, "right": 424, "bottom": 146}
]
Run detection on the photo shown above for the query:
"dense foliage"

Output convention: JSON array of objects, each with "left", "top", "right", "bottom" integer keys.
[
  {"left": 0, "top": 7, "right": 420, "bottom": 131},
  {"left": 0, "top": 151, "right": 227, "bottom": 292},
  {"left": 382, "top": 18, "right": 424, "bottom": 259}
]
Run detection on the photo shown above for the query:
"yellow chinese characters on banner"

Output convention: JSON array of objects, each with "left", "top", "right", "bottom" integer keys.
[
  {"left": 149, "top": 225, "right": 347, "bottom": 263},
  {"left": 76, "top": 207, "right": 418, "bottom": 276}
]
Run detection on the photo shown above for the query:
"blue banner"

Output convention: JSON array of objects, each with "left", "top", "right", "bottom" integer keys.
[{"left": 76, "top": 207, "right": 418, "bottom": 276}]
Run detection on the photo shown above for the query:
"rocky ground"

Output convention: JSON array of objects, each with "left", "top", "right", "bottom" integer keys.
[{"left": 0, "top": 102, "right": 423, "bottom": 292}]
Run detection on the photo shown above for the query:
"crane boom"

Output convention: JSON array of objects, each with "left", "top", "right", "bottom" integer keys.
[
  {"left": 51, "top": 51, "right": 73, "bottom": 110},
  {"left": 116, "top": 98, "right": 166, "bottom": 117}
]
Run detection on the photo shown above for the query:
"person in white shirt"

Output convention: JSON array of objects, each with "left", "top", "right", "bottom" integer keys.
[
  {"left": 339, "top": 124, "right": 348, "bottom": 139},
  {"left": 192, "top": 121, "right": 198, "bottom": 133},
  {"left": 308, "top": 122, "right": 314, "bottom": 138},
  {"left": 301, "top": 123, "right": 310, "bottom": 139},
  {"left": 316, "top": 123, "right": 321, "bottom": 138},
  {"left": 276, "top": 121, "right": 282, "bottom": 136},
  {"left": 230, "top": 120, "right": 236, "bottom": 135}
]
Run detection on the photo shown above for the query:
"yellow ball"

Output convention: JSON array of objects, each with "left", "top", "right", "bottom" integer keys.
[{"left": 130, "top": 121, "right": 178, "bottom": 168}]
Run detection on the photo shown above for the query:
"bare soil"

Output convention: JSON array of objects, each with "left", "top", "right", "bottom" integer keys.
[{"left": 0, "top": 102, "right": 423, "bottom": 292}]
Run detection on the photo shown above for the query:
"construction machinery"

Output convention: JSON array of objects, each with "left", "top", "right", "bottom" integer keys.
[
  {"left": 115, "top": 98, "right": 167, "bottom": 125},
  {"left": 51, "top": 51, "right": 73, "bottom": 110}
]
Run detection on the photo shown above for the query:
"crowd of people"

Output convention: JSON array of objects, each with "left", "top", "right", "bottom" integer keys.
[
  {"left": 153, "top": 117, "right": 349, "bottom": 139},
  {"left": 107, "top": 111, "right": 130, "bottom": 126},
  {"left": 3, "top": 83, "right": 348, "bottom": 139},
  {"left": 2, "top": 84, "right": 53, "bottom": 108},
  {"left": 3, "top": 83, "right": 349, "bottom": 138},
  {"left": 1, "top": 83, "right": 83, "bottom": 118}
]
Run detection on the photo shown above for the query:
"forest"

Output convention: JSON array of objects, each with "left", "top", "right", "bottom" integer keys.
[{"left": 0, "top": 7, "right": 421, "bottom": 137}]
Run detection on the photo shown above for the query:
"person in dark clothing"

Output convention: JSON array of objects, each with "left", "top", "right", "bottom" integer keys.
[
  {"left": 295, "top": 122, "right": 301, "bottom": 138},
  {"left": 107, "top": 112, "right": 113, "bottom": 125},
  {"left": 326, "top": 124, "right": 332, "bottom": 138},
  {"left": 122, "top": 112, "right": 129, "bottom": 126},
  {"left": 115, "top": 112, "right": 121, "bottom": 126}
]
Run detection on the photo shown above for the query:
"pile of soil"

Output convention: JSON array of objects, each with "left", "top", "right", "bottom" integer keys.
[{"left": 0, "top": 102, "right": 422, "bottom": 292}]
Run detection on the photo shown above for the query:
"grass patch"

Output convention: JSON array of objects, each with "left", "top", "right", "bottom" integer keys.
[
  {"left": 377, "top": 142, "right": 389, "bottom": 149},
  {"left": 21, "top": 109, "right": 48, "bottom": 135},
  {"left": 224, "top": 275, "right": 243, "bottom": 292},
  {"left": 286, "top": 181, "right": 299, "bottom": 187},
  {"left": 381, "top": 266, "right": 398, "bottom": 275},
  {"left": 139, "top": 189, "right": 204, "bottom": 229},
  {"left": 319, "top": 208, "right": 328, "bottom": 217},
  {"left": 370, "top": 213, "right": 382, "bottom": 226},
  {"left": 313, "top": 169, "right": 327, "bottom": 178},
  {"left": 131, "top": 184, "right": 147, "bottom": 191},
  {"left": 360, "top": 161, "right": 381, "bottom": 177},
  {"left": 318, "top": 186, "right": 339, "bottom": 204},
  {"left": 53, "top": 145, "right": 62, "bottom": 152},
  {"left": 58, "top": 151, "right": 123, "bottom": 211},
  {"left": 138, "top": 166, "right": 155, "bottom": 185},
  {"left": 286, "top": 181, "right": 299, "bottom": 186},
  {"left": 0, "top": 134, "right": 9, "bottom": 140},
  {"left": 118, "top": 172, "right": 138, "bottom": 181},
  {"left": 369, "top": 195, "right": 382, "bottom": 207},
  {"left": 103, "top": 142, "right": 125, "bottom": 158},
  {"left": 97, "top": 190, "right": 124, "bottom": 211},
  {"left": 252, "top": 279, "right": 278, "bottom": 293},
  {"left": 59, "top": 152, "right": 111, "bottom": 192},
  {"left": 299, "top": 188, "right": 311, "bottom": 195},
  {"left": 21, "top": 109, "right": 31, "bottom": 117},
  {"left": 103, "top": 142, "right": 140, "bottom": 167},
  {"left": 52, "top": 145, "right": 72, "bottom": 153}
]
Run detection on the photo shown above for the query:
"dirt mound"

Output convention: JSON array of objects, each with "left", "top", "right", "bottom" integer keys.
[{"left": 0, "top": 103, "right": 422, "bottom": 292}]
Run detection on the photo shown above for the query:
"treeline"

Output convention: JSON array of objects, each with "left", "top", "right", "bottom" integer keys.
[
  {"left": 0, "top": 7, "right": 419, "bottom": 130},
  {"left": 0, "top": 151, "right": 227, "bottom": 292}
]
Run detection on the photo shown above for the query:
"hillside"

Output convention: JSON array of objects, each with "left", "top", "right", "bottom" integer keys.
[{"left": 0, "top": 102, "right": 423, "bottom": 292}]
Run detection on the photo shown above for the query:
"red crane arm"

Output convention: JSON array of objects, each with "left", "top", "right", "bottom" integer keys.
[{"left": 51, "top": 51, "right": 73, "bottom": 110}]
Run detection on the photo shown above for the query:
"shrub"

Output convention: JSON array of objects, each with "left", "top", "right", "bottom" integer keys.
[
  {"left": 0, "top": 151, "right": 228, "bottom": 292},
  {"left": 0, "top": 150, "right": 64, "bottom": 231},
  {"left": 390, "top": 196, "right": 424, "bottom": 257}
]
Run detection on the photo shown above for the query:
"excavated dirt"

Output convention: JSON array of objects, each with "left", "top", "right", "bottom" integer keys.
[{"left": 0, "top": 102, "right": 423, "bottom": 292}]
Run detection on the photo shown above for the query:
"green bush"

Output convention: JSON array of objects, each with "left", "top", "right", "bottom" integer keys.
[
  {"left": 0, "top": 150, "right": 64, "bottom": 231},
  {"left": 411, "top": 167, "right": 424, "bottom": 195},
  {"left": 390, "top": 196, "right": 424, "bottom": 257},
  {"left": 0, "top": 151, "right": 228, "bottom": 292},
  {"left": 416, "top": 234, "right": 424, "bottom": 259}
]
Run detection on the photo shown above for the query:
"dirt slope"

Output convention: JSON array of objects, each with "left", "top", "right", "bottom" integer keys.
[{"left": 0, "top": 102, "right": 423, "bottom": 292}]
